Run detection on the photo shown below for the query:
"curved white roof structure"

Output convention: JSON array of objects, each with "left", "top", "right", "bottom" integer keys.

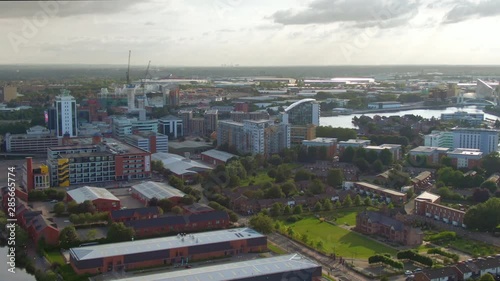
[{"left": 284, "top": 98, "right": 317, "bottom": 112}]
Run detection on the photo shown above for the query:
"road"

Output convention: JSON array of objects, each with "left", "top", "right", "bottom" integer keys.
[{"left": 268, "top": 232, "right": 369, "bottom": 281}]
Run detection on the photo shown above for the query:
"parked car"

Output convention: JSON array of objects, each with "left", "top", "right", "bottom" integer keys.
[
  {"left": 185, "top": 265, "right": 192, "bottom": 269},
  {"left": 413, "top": 268, "right": 422, "bottom": 273},
  {"left": 405, "top": 270, "right": 413, "bottom": 276},
  {"left": 50, "top": 200, "right": 58, "bottom": 203}
]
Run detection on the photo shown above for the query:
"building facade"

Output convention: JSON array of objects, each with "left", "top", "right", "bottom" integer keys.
[
  {"left": 302, "top": 137, "right": 337, "bottom": 158},
  {"left": 355, "top": 211, "right": 423, "bottom": 246},
  {"left": 446, "top": 148, "right": 483, "bottom": 169},
  {"left": 204, "top": 109, "right": 218, "bottom": 136},
  {"left": 47, "top": 137, "right": 151, "bottom": 187},
  {"left": 414, "top": 192, "right": 466, "bottom": 227},
  {"left": 21, "top": 157, "right": 50, "bottom": 192},
  {"left": 123, "top": 132, "right": 168, "bottom": 153},
  {"left": 55, "top": 90, "right": 78, "bottom": 138},
  {"left": 158, "top": 115, "right": 183, "bottom": 139},
  {"left": 364, "top": 144, "right": 402, "bottom": 161},
  {"left": 282, "top": 98, "right": 320, "bottom": 126},
  {"left": 409, "top": 146, "right": 450, "bottom": 166},
  {"left": 69, "top": 228, "right": 267, "bottom": 274},
  {"left": 452, "top": 128, "right": 499, "bottom": 154},
  {"left": 5, "top": 126, "right": 59, "bottom": 153},
  {"left": 424, "top": 131, "right": 454, "bottom": 149}
]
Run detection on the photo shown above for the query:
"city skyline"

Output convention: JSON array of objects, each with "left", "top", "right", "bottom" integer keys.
[{"left": 2, "top": 0, "right": 500, "bottom": 66}]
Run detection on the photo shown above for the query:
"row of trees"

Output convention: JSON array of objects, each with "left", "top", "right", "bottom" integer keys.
[
  {"left": 69, "top": 212, "right": 109, "bottom": 225},
  {"left": 464, "top": 198, "right": 500, "bottom": 231},
  {"left": 28, "top": 188, "right": 66, "bottom": 202},
  {"left": 397, "top": 250, "right": 433, "bottom": 267}
]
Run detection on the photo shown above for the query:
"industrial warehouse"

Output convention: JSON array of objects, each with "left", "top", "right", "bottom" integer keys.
[
  {"left": 113, "top": 254, "right": 323, "bottom": 281},
  {"left": 69, "top": 228, "right": 267, "bottom": 274}
]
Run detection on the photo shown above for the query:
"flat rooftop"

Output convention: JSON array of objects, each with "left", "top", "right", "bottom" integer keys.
[
  {"left": 112, "top": 254, "right": 320, "bottom": 281},
  {"left": 415, "top": 191, "right": 440, "bottom": 203},
  {"left": 303, "top": 137, "right": 337, "bottom": 144},
  {"left": 67, "top": 186, "right": 120, "bottom": 203},
  {"left": 131, "top": 181, "right": 186, "bottom": 200},
  {"left": 70, "top": 228, "right": 264, "bottom": 261},
  {"left": 201, "top": 149, "right": 238, "bottom": 162},
  {"left": 168, "top": 140, "right": 213, "bottom": 150},
  {"left": 339, "top": 139, "right": 370, "bottom": 144},
  {"left": 49, "top": 137, "right": 148, "bottom": 155},
  {"left": 410, "top": 146, "right": 450, "bottom": 153},
  {"left": 355, "top": 182, "right": 406, "bottom": 197},
  {"left": 448, "top": 148, "right": 483, "bottom": 156}
]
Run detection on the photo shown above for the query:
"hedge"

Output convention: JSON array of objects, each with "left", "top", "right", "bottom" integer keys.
[
  {"left": 397, "top": 250, "right": 433, "bottom": 267},
  {"left": 368, "top": 255, "right": 404, "bottom": 269},
  {"left": 427, "top": 248, "right": 459, "bottom": 262}
]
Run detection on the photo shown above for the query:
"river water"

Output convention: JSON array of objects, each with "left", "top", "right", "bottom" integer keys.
[
  {"left": 320, "top": 106, "right": 499, "bottom": 129},
  {"left": 0, "top": 245, "right": 36, "bottom": 281}
]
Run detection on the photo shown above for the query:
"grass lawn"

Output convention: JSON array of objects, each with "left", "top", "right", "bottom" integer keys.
[
  {"left": 445, "top": 238, "right": 500, "bottom": 257},
  {"left": 268, "top": 242, "right": 288, "bottom": 255},
  {"left": 319, "top": 207, "right": 378, "bottom": 226},
  {"left": 45, "top": 250, "right": 66, "bottom": 264},
  {"left": 240, "top": 170, "right": 273, "bottom": 186},
  {"left": 58, "top": 264, "right": 92, "bottom": 281},
  {"left": 284, "top": 217, "right": 397, "bottom": 259}
]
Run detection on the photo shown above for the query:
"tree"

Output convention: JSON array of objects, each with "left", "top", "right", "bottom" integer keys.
[
  {"left": 372, "top": 159, "right": 384, "bottom": 173},
  {"left": 107, "top": 222, "right": 135, "bottom": 242},
  {"left": 293, "top": 205, "right": 303, "bottom": 215},
  {"left": 472, "top": 188, "right": 490, "bottom": 203},
  {"left": 323, "top": 200, "right": 333, "bottom": 211},
  {"left": 158, "top": 198, "right": 174, "bottom": 212},
  {"left": 327, "top": 169, "right": 344, "bottom": 187},
  {"left": 53, "top": 202, "right": 65, "bottom": 216},
  {"left": 310, "top": 179, "right": 325, "bottom": 194},
  {"left": 440, "top": 156, "right": 453, "bottom": 167},
  {"left": 269, "top": 155, "right": 283, "bottom": 166},
  {"left": 340, "top": 146, "right": 355, "bottom": 163},
  {"left": 481, "top": 152, "right": 500, "bottom": 175},
  {"left": 464, "top": 198, "right": 500, "bottom": 231},
  {"left": 281, "top": 182, "right": 297, "bottom": 197},
  {"left": 366, "top": 150, "right": 379, "bottom": 164},
  {"left": 148, "top": 197, "right": 159, "bottom": 206},
  {"left": 480, "top": 274, "right": 495, "bottom": 281},
  {"left": 266, "top": 185, "right": 284, "bottom": 199},
  {"left": 481, "top": 181, "right": 498, "bottom": 193},
  {"left": 172, "top": 206, "right": 183, "bottom": 215},
  {"left": 249, "top": 213, "right": 274, "bottom": 234},
  {"left": 270, "top": 202, "right": 283, "bottom": 217},
  {"left": 354, "top": 158, "right": 370, "bottom": 172},
  {"left": 343, "top": 194, "right": 352, "bottom": 207},
  {"left": 379, "top": 149, "right": 393, "bottom": 166},
  {"left": 86, "top": 229, "right": 97, "bottom": 241},
  {"left": 59, "top": 226, "right": 79, "bottom": 249},
  {"left": 364, "top": 197, "right": 372, "bottom": 206},
  {"left": 354, "top": 194, "right": 362, "bottom": 206},
  {"left": 314, "top": 202, "right": 323, "bottom": 212},
  {"left": 283, "top": 205, "right": 292, "bottom": 215},
  {"left": 335, "top": 200, "right": 342, "bottom": 209},
  {"left": 294, "top": 169, "right": 313, "bottom": 181}
]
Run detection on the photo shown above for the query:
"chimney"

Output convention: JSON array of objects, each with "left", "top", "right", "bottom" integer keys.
[{"left": 26, "top": 157, "right": 34, "bottom": 192}]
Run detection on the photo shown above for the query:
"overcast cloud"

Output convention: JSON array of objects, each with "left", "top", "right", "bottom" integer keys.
[{"left": 0, "top": 0, "right": 499, "bottom": 66}]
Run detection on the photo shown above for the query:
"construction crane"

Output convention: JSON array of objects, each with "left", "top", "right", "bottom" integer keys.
[
  {"left": 126, "top": 50, "right": 131, "bottom": 85},
  {"left": 141, "top": 60, "right": 151, "bottom": 88}
]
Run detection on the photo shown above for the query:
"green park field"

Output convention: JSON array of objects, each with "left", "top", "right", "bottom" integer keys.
[{"left": 285, "top": 217, "right": 397, "bottom": 259}]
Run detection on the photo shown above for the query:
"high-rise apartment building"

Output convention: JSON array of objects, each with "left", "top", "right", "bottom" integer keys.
[
  {"left": 424, "top": 131, "right": 453, "bottom": 149},
  {"left": 179, "top": 110, "right": 193, "bottom": 135},
  {"left": 282, "top": 98, "right": 320, "bottom": 126},
  {"left": 2, "top": 85, "right": 17, "bottom": 102},
  {"left": 55, "top": 90, "right": 78, "bottom": 138},
  {"left": 452, "top": 128, "right": 499, "bottom": 154},
  {"left": 204, "top": 109, "right": 218, "bottom": 136},
  {"left": 217, "top": 120, "right": 290, "bottom": 156}
]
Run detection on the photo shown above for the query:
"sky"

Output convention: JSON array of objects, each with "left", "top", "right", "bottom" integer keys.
[{"left": 1, "top": 0, "right": 500, "bottom": 66}]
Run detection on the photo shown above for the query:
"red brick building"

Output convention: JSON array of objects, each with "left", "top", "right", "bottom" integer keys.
[
  {"left": 131, "top": 181, "right": 186, "bottom": 206},
  {"left": 355, "top": 211, "right": 423, "bottom": 246},
  {"left": 11, "top": 199, "right": 60, "bottom": 246},
  {"left": 124, "top": 211, "right": 230, "bottom": 238},
  {"left": 352, "top": 182, "right": 407, "bottom": 205},
  {"left": 200, "top": 149, "right": 238, "bottom": 166},
  {"left": 67, "top": 186, "right": 120, "bottom": 212},
  {"left": 69, "top": 228, "right": 267, "bottom": 274},
  {"left": 414, "top": 192, "right": 466, "bottom": 227},
  {"left": 109, "top": 207, "right": 161, "bottom": 223}
]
